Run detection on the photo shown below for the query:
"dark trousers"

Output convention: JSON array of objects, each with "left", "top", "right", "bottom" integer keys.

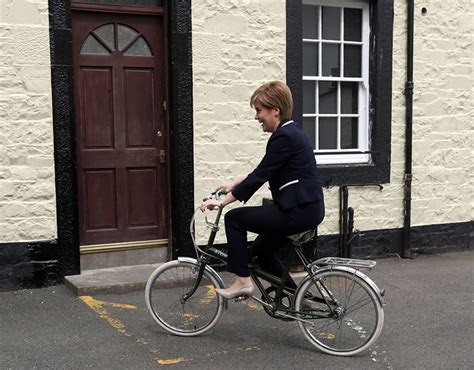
[{"left": 224, "top": 201, "right": 324, "bottom": 281}]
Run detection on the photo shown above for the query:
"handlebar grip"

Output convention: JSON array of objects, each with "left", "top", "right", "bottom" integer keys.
[{"left": 215, "top": 188, "right": 228, "bottom": 197}]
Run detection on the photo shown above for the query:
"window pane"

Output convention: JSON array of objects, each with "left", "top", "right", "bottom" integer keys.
[
  {"left": 303, "top": 43, "right": 319, "bottom": 76},
  {"left": 344, "top": 8, "right": 362, "bottom": 41},
  {"left": 341, "top": 82, "right": 358, "bottom": 114},
  {"left": 118, "top": 24, "right": 138, "bottom": 51},
  {"left": 322, "top": 43, "right": 340, "bottom": 76},
  {"left": 344, "top": 45, "right": 361, "bottom": 77},
  {"left": 94, "top": 24, "right": 114, "bottom": 49},
  {"left": 319, "top": 81, "right": 337, "bottom": 114},
  {"left": 319, "top": 118, "right": 337, "bottom": 149},
  {"left": 124, "top": 37, "right": 152, "bottom": 56},
  {"left": 303, "top": 80, "right": 316, "bottom": 113},
  {"left": 322, "top": 6, "right": 341, "bottom": 40},
  {"left": 341, "top": 117, "right": 358, "bottom": 149},
  {"left": 303, "top": 5, "right": 319, "bottom": 39},
  {"left": 302, "top": 117, "right": 316, "bottom": 148},
  {"left": 80, "top": 35, "right": 110, "bottom": 55}
]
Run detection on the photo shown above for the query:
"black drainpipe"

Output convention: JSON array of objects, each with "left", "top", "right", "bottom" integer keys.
[
  {"left": 339, "top": 186, "right": 349, "bottom": 258},
  {"left": 402, "top": 0, "right": 415, "bottom": 258}
]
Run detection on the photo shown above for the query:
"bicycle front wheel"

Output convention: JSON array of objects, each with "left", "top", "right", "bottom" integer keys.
[
  {"left": 145, "top": 260, "right": 224, "bottom": 336},
  {"left": 295, "top": 270, "right": 384, "bottom": 356}
]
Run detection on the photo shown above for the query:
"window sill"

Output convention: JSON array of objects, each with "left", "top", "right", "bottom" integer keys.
[
  {"left": 318, "top": 161, "right": 389, "bottom": 187},
  {"left": 315, "top": 153, "right": 370, "bottom": 165}
]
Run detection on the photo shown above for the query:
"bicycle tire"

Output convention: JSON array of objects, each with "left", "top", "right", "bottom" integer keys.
[
  {"left": 145, "top": 260, "right": 224, "bottom": 336},
  {"left": 295, "top": 270, "right": 384, "bottom": 356}
]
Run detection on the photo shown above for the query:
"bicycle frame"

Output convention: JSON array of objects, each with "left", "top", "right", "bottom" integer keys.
[{"left": 187, "top": 203, "right": 340, "bottom": 321}]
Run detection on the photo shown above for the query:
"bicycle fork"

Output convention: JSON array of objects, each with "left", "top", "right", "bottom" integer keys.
[{"left": 180, "top": 257, "right": 209, "bottom": 304}]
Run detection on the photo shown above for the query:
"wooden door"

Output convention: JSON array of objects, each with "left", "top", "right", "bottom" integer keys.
[{"left": 72, "top": 11, "right": 168, "bottom": 246}]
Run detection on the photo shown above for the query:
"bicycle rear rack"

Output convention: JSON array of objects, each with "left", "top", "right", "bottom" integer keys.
[{"left": 313, "top": 257, "right": 376, "bottom": 270}]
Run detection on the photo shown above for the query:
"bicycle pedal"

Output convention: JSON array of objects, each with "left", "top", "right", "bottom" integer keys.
[{"left": 234, "top": 295, "right": 249, "bottom": 302}]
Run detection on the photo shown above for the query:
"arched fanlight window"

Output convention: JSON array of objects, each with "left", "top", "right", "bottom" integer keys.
[{"left": 80, "top": 23, "right": 152, "bottom": 56}]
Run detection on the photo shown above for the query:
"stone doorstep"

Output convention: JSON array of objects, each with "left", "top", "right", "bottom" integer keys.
[
  {"left": 64, "top": 262, "right": 310, "bottom": 296},
  {"left": 64, "top": 263, "right": 163, "bottom": 296}
]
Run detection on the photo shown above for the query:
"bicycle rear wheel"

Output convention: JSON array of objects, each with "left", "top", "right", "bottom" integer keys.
[
  {"left": 295, "top": 270, "right": 384, "bottom": 356},
  {"left": 145, "top": 260, "right": 224, "bottom": 336}
]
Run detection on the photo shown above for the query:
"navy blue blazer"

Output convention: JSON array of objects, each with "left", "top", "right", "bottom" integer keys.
[{"left": 232, "top": 119, "right": 323, "bottom": 210}]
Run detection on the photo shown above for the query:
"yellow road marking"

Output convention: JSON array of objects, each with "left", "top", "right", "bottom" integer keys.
[
  {"left": 205, "top": 346, "right": 260, "bottom": 358},
  {"left": 79, "top": 295, "right": 261, "bottom": 366},
  {"left": 79, "top": 295, "right": 192, "bottom": 365},
  {"left": 200, "top": 285, "right": 217, "bottom": 304},
  {"left": 80, "top": 296, "right": 137, "bottom": 310},
  {"left": 241, "top": 299, "right": 263, "bottom": 311},
  {"left": 79, "top": 296, "right": 136, "bottom": 333},
  {"left": 319, "top": 332, "right": 336, "bottom": 340},
  {"left": 156, "top": 357, "right": 190, "bottom": 365}
]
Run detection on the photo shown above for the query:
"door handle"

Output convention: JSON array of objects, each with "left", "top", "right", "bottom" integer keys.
[{"left": 159, "top": 149, "right": 166, "bottom": 163}]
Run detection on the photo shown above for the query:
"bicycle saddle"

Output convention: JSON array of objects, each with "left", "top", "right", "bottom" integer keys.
[{"left": 286, "top": 229, "right": 316, "bottom": 245}]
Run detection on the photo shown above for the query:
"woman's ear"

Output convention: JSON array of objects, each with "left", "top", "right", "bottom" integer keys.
[{"left": 272, "top": 107, "right": 281, "bottom": 117}]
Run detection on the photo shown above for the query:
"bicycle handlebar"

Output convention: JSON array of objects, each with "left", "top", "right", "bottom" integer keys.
[{"left": 202, "top": 188, "right": 227, "bottom": 202}]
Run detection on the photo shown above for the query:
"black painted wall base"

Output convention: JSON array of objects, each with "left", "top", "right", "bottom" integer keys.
[
  {"left": 308, "top": 221, "right": 472, "bottom": 260},
  {"left": 0, "top": 241, "right": 61, "bottom": 292}
]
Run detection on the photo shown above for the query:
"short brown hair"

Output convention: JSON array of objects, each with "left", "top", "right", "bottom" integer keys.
[{"left": 250, "top": 81, "right": 293, "bottom": 120}]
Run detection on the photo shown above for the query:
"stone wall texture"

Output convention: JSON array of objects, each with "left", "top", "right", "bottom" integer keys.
[
  {"left": 0, "top": 0, "right": 57, "bottom": 242},
  {"left": 410, "top": 0, "right": 473, "bottom": 226},
  {"left": 192, "top": 0, "right": 473, "bottom": 243},
  {"left": 192, "top": 0, "right": 287, "bottom": 242}
]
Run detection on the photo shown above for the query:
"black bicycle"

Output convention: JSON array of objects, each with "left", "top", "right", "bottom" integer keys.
[{"left": 145, "top": 191, "right": 385, "bottom": 356}]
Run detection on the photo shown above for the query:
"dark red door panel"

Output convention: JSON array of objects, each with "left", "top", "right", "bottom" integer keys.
[
  {"left": 124, "top": 69, "right": 156, "bottom": 147},
  {"left": 81, "top": 68, "right": 115, "bottom": 149},
  {"left": 128, "top": 168, "right": 158, "bottom": 227},
  {"left": 84, "top": 169, "right": 118, "bottom": 230}
]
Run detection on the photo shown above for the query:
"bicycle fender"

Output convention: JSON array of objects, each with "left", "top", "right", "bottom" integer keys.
[
  {"left": 301, "top": 264, "right": 386, "bottom": 306},
  {"left": 177, "top": 257, "right": 226, "bottom": 289}
]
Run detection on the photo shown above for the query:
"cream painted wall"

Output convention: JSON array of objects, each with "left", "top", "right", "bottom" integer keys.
[
  {"left": 192, "top": 0, "right": 287, "bottom": 242},
  {"left": 410, "top": 0, "right": 473, "bottom": 226},
  {"left": 0, "top": 0, "right": 57, "bottom": 241},
  {"left": 192, "top": 0, "right": 473, "bottom": 244}
]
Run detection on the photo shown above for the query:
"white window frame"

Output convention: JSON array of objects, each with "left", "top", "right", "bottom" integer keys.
[{"left": 303, "top": 0, "right": 370, "bottom": 165}]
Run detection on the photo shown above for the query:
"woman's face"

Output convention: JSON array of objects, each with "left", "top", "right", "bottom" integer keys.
[{"left": 254, "top": 103, "right": 280, "bottom": 133}]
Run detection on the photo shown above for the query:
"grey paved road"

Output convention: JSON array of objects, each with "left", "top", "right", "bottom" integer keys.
[{"left": 1, "top": 251, "right": 472, "bottom": 369}]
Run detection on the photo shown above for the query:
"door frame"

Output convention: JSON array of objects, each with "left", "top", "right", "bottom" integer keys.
[{"left": 48, "top": 0, "right": 195, "bottom": 276}]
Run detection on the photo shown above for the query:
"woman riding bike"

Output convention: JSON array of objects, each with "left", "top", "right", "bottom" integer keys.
[{"left": 200, "top": 81, "right": 325, "bottom": 299}]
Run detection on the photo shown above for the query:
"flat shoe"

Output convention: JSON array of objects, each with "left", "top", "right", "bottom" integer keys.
[{"left": 216, "top": 284, "right": 255, "bottom": 299}]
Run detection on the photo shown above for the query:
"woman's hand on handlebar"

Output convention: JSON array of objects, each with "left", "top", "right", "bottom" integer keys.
[
  {"left": 199, "top": 198, "right": 221, "bottom": 212},
  {"left": 200, "top": 189, "right": 237, "bottom": 212},
  {"left": 214, "top": 178, "right": 244, "bottom": 195},
  {"left": 214, "top": 183, "right": 232, "bottom": 194}
]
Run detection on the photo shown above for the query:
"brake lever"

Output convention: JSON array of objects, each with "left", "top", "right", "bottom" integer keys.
[{"left": 215, "top": 188, "right": 228, "bottom": 199}]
